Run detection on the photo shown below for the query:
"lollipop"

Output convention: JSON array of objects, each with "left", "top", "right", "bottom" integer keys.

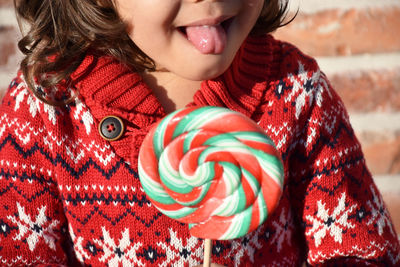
[{"left": 138, "top": 106, "right": 284, "bottom": 241}]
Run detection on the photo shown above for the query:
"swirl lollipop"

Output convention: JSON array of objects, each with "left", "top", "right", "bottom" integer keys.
[{"left": 138, "top": 106, "right": 284, "bottom": 242}]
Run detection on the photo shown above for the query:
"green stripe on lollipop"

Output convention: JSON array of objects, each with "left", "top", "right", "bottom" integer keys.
[
  {"left": 157, "top": 205, "right": 197, "bottom": 220},
  {"left": 159, "top": 151, "right": 194, "bottom": 194},
  {"left": 242, "top": 168, "right": 261, "bottom": 199},
  {"left": 203, "top": 132, "right": 242, "bottom": 147},
  {"left": 220, "top": 204, "right": 252, "bottom": 240},
  {"left": 251, "top": 148, "right": 284, "bottom": 185},
  {"left": 153, "top": 110, "right": 180, "bottom": 159},
  {"left": 256, "top": 189, "right": 268, "bottom": 225},
  {"left": 219, "top": 161, "right": 241, "bottom": 195},
  {"left": 213, "top": 178, "right": 247, "bottom": 216},
  {"left": 183, "top": 129, "right": 202, "bottom": 153},
  {"left": 181, "top": 161, "right": 215, "bottom": 187},
  {"left": 138, "top": 163, "right": 176, "bottom": 204},
  {"left": 232, "top": 131, "right": 276, "bottom": 146},
  {"left": 173, "top": 107, "right": 228, "bottom": 137}
]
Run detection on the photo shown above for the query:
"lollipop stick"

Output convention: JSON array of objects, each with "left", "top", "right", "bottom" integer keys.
[{"left": 203, "top": 238, "right": 212, "bottom": 267}]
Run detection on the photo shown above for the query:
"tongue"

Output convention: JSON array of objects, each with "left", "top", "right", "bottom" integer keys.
[{"left": 186, "top": 25, "right": 227, "bottom": 54}]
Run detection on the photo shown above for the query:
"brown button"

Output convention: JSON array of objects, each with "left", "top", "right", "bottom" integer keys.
[{"left": 98, "top": 116, "right": 124, "bottom": 141}]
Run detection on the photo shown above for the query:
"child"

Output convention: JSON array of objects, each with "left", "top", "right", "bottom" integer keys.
[{"left": 0, "top": 0, "right": 399, "bottom": 266}]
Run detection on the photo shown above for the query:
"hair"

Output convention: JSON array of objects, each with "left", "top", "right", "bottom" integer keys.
[{"left": 14, "top": 0, "right": 291, "bottom": 105}]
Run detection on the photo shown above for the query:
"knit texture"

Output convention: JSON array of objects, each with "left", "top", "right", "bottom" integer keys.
[{"left": 0, "top": 35, "right": 399, "bottom": 266}]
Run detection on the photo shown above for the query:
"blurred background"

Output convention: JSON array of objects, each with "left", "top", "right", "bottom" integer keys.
[
  {"left": 0, "top": 0, "right": 399, "bottom": 238},
  {"left": 273, "top": 0, "right": 400, "bottom": 237}
]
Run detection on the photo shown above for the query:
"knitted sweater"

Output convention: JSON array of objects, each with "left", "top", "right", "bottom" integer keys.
[{"left": 0, "top": 35, "right": 399, "bottom": 266}]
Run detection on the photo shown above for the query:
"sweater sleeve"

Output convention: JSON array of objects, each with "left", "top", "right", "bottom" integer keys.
[
  {"left": 288, "top": 71, "right": 400, "bottom": 266},
  {"left": 0, "top": 76, "right": 69, "bottom": 265}
]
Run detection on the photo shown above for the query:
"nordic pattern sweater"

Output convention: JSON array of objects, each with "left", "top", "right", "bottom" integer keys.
[{"left": 0, "top": 35, "right": 399, "bottom": 266}]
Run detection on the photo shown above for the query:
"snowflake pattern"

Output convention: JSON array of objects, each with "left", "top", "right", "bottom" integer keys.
[
  {"left": 9, "top": 75, "right": 93, "bottom": 132},
  {"left": 11, "top": 80, "right": 58, "bottom": 125},
  {"left": 69, "top": 225, "right": 91, "bottom": 262},
  {"left": 7, "top": 202, "right": 60, "bottom": 251},
  {"left": 285, "top": 61, "right": 332, "bottom": 119},
  {"left": 72, "top": 96, "right": 94, "bottom": 135},
  {"left": 270, "top": 208, "right": 294, "bottom": 252},
  {"left": 387, "top": 241, "right": 400, "bottom": 265},
  {"left": 93, "top": 227, "right": 144, "bottom": 267},
  {"left": 225, "top": 226, "right": 263, "bottom": 266},
  {"left": 305, "top": 192, "right": 357, "bottom": 247},
  {"left": 157, "top": 228, "right": 203, "bottom": 267},
  {"left": 366, "top": 185, "right": 395, "bottom": 236}
]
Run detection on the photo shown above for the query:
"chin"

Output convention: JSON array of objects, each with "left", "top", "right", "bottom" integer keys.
[{"left": 179, "top": 58, "right": 231, "bottom": 81}]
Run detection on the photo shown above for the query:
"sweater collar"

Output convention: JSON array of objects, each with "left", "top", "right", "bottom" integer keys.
[{"left": 72, "top": 34, "right": 279, "bottom": 130}]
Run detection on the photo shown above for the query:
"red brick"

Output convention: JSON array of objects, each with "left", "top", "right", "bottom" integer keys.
[
  {"left": 358, "top": 132, "right": 400, "bottom": 175},
  {"left": 274, "top": 7, "right": 400, "bottom": 56},
  {"left": 0, "top": 0, "right": 12, "bottom": 7},
  {"left": 331, "top": 68, "right": 400, "bottom": 113}
]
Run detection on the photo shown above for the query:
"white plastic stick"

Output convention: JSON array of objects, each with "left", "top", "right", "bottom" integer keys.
[{"left": 203, "top": 239, "right": 212, "bottom": 267}]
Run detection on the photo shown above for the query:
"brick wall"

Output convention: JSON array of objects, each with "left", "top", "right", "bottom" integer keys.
[
  {"left": 0, "top": 0, "right": 19, "bottom": 99},
  {"left": 274, "top": 0, "right": 400, "bottom": 236},
  {"left": 1, "top": 0, "right": 399, "bottom": 236}
]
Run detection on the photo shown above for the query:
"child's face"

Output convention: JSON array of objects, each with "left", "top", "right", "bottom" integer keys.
[{"left": 115, "top": 0, "right": 264, "bottom": 81}]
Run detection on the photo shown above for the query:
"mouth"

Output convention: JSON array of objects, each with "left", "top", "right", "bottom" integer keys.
[
  {"left": 176, "top": 16, "right": 234, "bottom": 54},
  {"left": 177, "top": 16, "right": 234, "bottom": 38}
]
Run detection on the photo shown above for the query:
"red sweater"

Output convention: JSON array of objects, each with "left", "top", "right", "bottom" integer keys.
[{"left": 0, "top": 35, "right": 399, "bottom": 266}]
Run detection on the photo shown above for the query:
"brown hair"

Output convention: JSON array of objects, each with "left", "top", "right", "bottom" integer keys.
[{"left": 14, "top": 0, "right": 290, "bottom": 105}]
